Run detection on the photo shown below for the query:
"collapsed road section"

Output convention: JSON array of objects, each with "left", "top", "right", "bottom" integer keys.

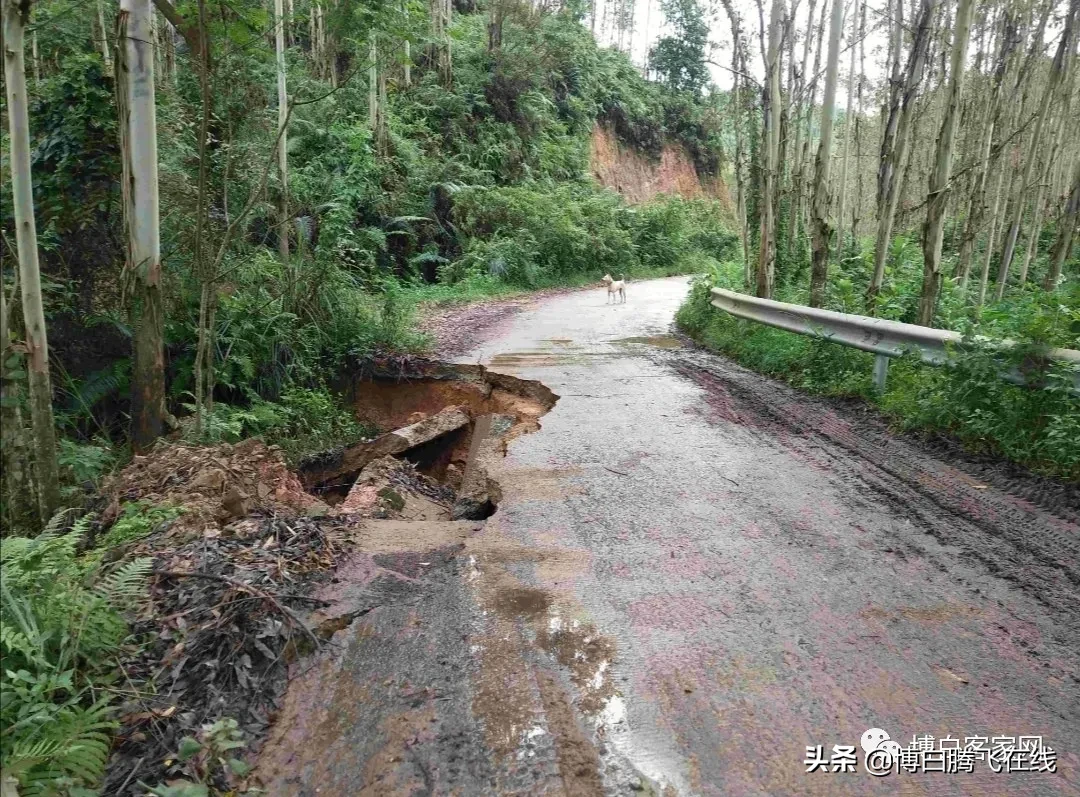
[{"left": 100, "top": 358, "right": 583, "bottom": 795}]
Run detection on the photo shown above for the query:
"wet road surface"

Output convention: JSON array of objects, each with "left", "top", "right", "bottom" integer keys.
[{"left": 258, "top": 276, "right": 1080, "bottom": 796}]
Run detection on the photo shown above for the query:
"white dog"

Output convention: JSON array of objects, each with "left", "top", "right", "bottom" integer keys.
[{"left": 601, "top": 273, "right": 626, "bottom": 304}]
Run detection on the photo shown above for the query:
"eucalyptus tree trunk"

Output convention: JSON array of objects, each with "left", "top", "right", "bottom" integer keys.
[
  {"left": 275, "top": 0, "right": 290, "bottom": 263},
  {"left": 0, "top": 258, "right": 37, "bottom": 527},
  {"left": 404, "top": 39, "right": 412, "bottom": 86},
  {"left": 867, "top": 0, "right": 936, "bottom": 310},
  {"left": 916, "top": 0, "right": 974, "bottom": 326},
  {"left": 1044, "top": 159, "right": 1080, "bottom": 291},
  {"left": 978, "top": 167, "right": 1005, "bottom": 307},
  {"left": 721, "top": 0, "right": 750, "bottom": 283},
  {"left": 783, "top": 0, "right": 816, "bottom": 262},
  {"left": 97, "top": 0, "right": 112, "bottom": 73},
  {"left": 876, "top": 0, "right": 904, "bottom": 213},
  {"left": 3, "top": 0, "right": 61, "bottom": 520},
  {"left": 792, "top": 0, "right": 829, "bottom": 261},
  {"left": 430, "top": 0, "right": 452, "bottom": 87},
  {"left": 994, "top": 0, "right": 1077, "bottom": 300},
  {"left": 378, "top": 58, "right": 388, "bottom": 154},
  {"left": 192, "top": 0, "right": 213, "bottom": 436},
  {"left": 31, "top": 30, "right": 40, "bottom": 82},
  {"left": 835, "top": 0, "right": 859, "bottom": 259},
  {"left": 851, "top": 0, "right": 866, "bottom": 239},
  {"left": 369, "top": 38, "right": 378, "bottom": 128},
  {"left": 1019, "top": 105, "right": 1068, "bottom": 285},
  {"left": 808, "top": 0, "right": 843, "bottom": 307},
  {"left": 757, "top": 0, "right": 785, "bottom": 299},
  {"left": 116, "top": 0, "right": 166, "bottom": 450}
]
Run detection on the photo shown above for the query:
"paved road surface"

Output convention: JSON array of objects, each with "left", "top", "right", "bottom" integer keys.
[{"left": 259, "top": 276, "right": 1080, "bottom": 796}]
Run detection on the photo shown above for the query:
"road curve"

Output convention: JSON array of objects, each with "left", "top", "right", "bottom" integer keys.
[{"left": 257, "top": 276, "right": 1080, "bottom": 797}]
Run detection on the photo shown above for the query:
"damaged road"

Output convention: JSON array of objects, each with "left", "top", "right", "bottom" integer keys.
[{"left": 254, "top": 276, "right": 1080, "bottom": 796}]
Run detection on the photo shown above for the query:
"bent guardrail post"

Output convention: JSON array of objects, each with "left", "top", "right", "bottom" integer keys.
[{"left": 709, "top": 287, "right": 1080, "bottom": 394}]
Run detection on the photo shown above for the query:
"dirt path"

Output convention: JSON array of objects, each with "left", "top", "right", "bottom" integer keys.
[{"left": 257, "top": 276, "right": 1080, "bottom": 796}]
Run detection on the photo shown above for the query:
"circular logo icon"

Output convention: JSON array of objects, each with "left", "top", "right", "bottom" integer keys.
[{"left": 861, "top": 728, "right": 891, "bottom": 755}]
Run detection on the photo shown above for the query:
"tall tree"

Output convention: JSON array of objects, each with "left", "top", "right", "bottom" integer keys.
[
  {"left": 429, "top": 0, "right": 452, "bottom": 87},
  {"left": 835, "top": 0, "right": 859, "bottom": 259},
  {"left": 867, "top": 0, "right": 936, "bottom": 309},
  {"left": 978, "top": 167, "right": 1006, "bottom": 306},
  {"left": 808, "top": 0, "right": 843, "bottom": 307},
  {"left": 1019, "top": 92, "right": 1071, "bottom": 286},
  {"left": 0, "top": 262, "right": 36, "bottom": 526},
  {"left": 649, "top": 0, "right": 710, "bottom": 94},
  {"left": 784, "top": 0, "right": 819, "bottom": 261},
  {"left": 720, "top": 0, "right": 751, "bottom": 285},
  {"left": 275, "top": 0, "right": 290, "bottom": 264},
  {"left": 876, "top": 0, "right": 905, "bottom": 212},
  {"left": 96, "top": 0, "right": 112, "bottom": 72},
  {"left": 954, "top": 12, "right": 1016, "bottom": 291},
  {"left": 117, "top": 0, "right": 167, "bottom": 450},
  {"left": 757, "top": 0, "right": 785, "bottom": 299},
  {"left": 3, "top": 0, "right": 61, "bottom": 520},
  {"left": 916, "top": 0, "right": 974, "bottom": 325}
]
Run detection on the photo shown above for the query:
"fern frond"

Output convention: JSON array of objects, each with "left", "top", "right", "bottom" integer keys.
[
  {"left": 94, "top": 557, "right": 153, "bottom": 606},
  {"left": 9, "top": 699, "right": 116, "bottom": 795}
]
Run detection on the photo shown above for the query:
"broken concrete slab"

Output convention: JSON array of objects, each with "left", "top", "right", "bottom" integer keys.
[
  {"left": 300, "top": 406, "right": 471, "bottom": 489},
  {"left": 452, "top": 414, "right": 514, "bottom": 520},
  {"left": 334, "top": 456, "right": 453, "bottom": 521}
]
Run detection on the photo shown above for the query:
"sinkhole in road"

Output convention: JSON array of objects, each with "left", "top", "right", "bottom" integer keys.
[{"left": 298, "top": 357, "right": 558, "bottom": 520}]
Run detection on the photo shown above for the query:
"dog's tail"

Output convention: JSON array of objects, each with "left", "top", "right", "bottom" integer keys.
[{"left": 620, "top": 273, "right": 626, "bottom": 282}]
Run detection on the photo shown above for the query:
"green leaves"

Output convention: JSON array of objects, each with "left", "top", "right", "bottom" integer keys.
[
  {"left": 177, "top": 737, "right": 204, "bottom": 762},
  {"left": 1, "top": 514, "right": 150, "bottom": 795}
]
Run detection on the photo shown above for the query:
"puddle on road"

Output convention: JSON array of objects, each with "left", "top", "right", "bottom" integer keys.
[
  {"left": 489, "top": 350, "right": 631, "bottom": 368},
  {"left": 495, "top": 586, "right": 553, "bottom": 617},
  {"left": 471, "top": 574, "right": 676, "bottom": 793},
  {"left": 482, "top": 580, "right": 625, "bottom": 730},
  {"left": 535, "top": 610, "right": 619, "bottom": 715},
  {"left": 612, "top": 334, "right": 684, "bottom": 349}
]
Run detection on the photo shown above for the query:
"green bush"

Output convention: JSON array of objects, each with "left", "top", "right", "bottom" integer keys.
[{"left": 1, "top": 514, "right": 151, "bottom": 796}]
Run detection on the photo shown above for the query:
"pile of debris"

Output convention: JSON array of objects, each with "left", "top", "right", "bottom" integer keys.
[
  {"left": 299, "top": 404, "right": 507, "bottom": 521},
  {"left": 102, "top": 438, "right": 327, "bottom": 539}
]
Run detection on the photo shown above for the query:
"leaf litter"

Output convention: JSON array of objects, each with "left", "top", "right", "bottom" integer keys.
[{"left": 99, "top": 437, "right": 459, "bottom": 794}]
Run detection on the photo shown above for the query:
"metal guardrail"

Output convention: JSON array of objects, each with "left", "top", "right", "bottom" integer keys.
[{"left": 709, "top": 287, "right": 1080, "bottom": 392}]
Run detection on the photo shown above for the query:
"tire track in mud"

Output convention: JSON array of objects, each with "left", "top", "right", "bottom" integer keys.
[{"left": 667, "top": 348, "right": 1080, "bottom": 645}]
